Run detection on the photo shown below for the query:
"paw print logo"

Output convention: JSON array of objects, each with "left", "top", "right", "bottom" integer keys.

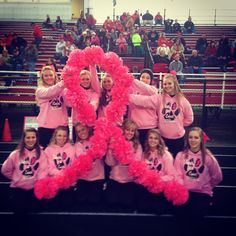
[
  {"left": 54, "top": 152, "right": 71, "bottom": 170},
  {"left": 162, "top": 102, "right": 180, "bottom": 121},
  {"left": 184, "top": 157, "right": 204, "bottom": 179},
  {"left": 19, "top": 156, "right": 39, "bottom": 178},
  {"left": 49, "top": 96, "right": 63, "bottom": 109},
  {"left": 146, "top": 157, "right": 162, "bottom": 172}
]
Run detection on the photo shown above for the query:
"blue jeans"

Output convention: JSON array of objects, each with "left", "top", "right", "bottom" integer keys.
[{"left": 27, "top": 61, "right": 36, "bottom": 83}]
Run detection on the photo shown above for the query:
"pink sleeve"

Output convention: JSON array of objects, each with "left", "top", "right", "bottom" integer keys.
[
  {"left": 1, "top": 151, "right": 16, "bottom": 180},
  {"left": 36, "top": 81, "right": 64, "bottom": 100},
  {"left": 129, "top": 93, "right": 160, "bottom": 109},
  {"left": 132, "top": 79, "right": 158, "bottom": 95},
  {"left": 182, "top": 97, "right": 194, "bottom": 126},
  {"left": 90, "top": 91, "right": 100, "bottom": 111},
  {"left": 90, "top": 65, "right": 101, "bottom": 95},
  {"left": 105, "top": 149, "right": 118, "bottom": 166},
  {"left": 37, "top": 151, "right": 49, "bottom": 180},
  {"left": 162, "top": 151, "right": 177, "bottom": 181},
  {"left": 207, "top": 153, "right": 223, "bottom": 187},
  {"left": 173, "top": 152, "right": 184, "bottom": 184}
]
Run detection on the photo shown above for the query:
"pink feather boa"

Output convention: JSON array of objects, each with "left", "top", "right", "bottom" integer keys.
[{"left": 34, "top": 46, "right": 188, "bottom": 205}]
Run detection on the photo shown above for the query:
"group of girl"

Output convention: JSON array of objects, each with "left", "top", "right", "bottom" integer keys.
[{"left": 1, "top": 65, "right": 222, "bottom": 217}]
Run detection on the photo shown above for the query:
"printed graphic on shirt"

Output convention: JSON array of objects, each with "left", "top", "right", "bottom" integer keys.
[
  {"left": 184, "top": 157, "right": 204, "bottom": 179},
  {"left": 162, "top": 101, "right": 180, "bottom": 122},
  {"left": 53, "top": 152, "right": 71, "bottom": 170},
  {"left": 19, "top": 156, "right": 39, "bottom": 178},
  {"left": 146, "top": 157, "right": 162, "bottom": 171},
  {"left": 49, "top": 96, "right": 63, "bottom": 109}
]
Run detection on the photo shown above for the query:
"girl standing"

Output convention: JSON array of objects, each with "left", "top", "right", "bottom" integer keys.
[
  {"left": 139, "top": 129, "right": 176, "bottom": 213},
  {"left": 174, "top": 127, "right": 222, "bottom": 217},
  {"left": 74, "top": 122, "right": 105, "bottom": 208},
  {"left": 1, "top": 128, "right": 48, "bottom": 212},
  {"left": 129, "top": 68, "right": 158, "bottom": 147},
  {"left": 35, "top": 65, "right": 69, "bottom": 148},
  {"left": 105, "top": 119, "right": 143, "bottom": 211},
  {"left": 173, "top": 127, "right": 222, "bottom": 235},
  {"left": 129, "top": 73, "right": 194, "bottom": 157}
]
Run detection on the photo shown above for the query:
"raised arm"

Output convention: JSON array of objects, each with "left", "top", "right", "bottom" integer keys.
[{"left": 132, "top": 79, "right": 158, "bottom": 95}]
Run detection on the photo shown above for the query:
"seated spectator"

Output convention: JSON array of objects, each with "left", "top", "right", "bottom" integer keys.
[
  {"left": 120, "top": 12, "right": 128, "bottom": 28},
  {"left": 60, "top": 41, "right": 76, "bottom": 65},
  {"left": 24, "top": 42, "right": 38, "bottom": 84},
  {"left": 76, "top": 11, "right": 87, "bottom": 34},
  {"left": 11, "top": 47, "right": 24, "bottom": 72},
  {"left": 164, "top": 18, "right": 173, "bottom": 33},
  {"left": 125, "top": 14, "right": 135, "bottom": 32},
  {"left": 217, "top": 35, "right": 231, "bottom": 72},
  {"left": 63, "top": 30, "right": 75, "bottom": 44},
  {"left": 187, "top": 50, "right": 203, "bottom": 74},
  {"left": 90, "top": 31, "right": 100, "bottom": 46},
  {"left": 10, "top": 33, "right": 27, "bottom": 55},
  {"left": 0, "top": 49, "right": 13, "bottom": 85},
  {"left": 172, "top": 19, "right": 182, "bottom": 33},
  {"left": 169, "top": 53, "right": 185, "bottom": 83},
  {"left": 196, "top": 34, "right": 208, "bottom": 54},
  {"left": 31, "top": 22, "right": 43, "bottom": 50},
  {"left": 156, "top": 43, "right": 170, "bottom": 57},
  {"left": 147, "top": 26, "right": 159, "bottom": 48},
  {"left": 42, "top": 14, "right": 53, "bottom": 29},
  {"left": 170, "top": 38, "right": 185, "bottom": 64},
  {"left": 183, "top": 16, "right": 195, "bottom": 34},
  {"left": 55, "top": 16, "right": 64, "bottom": 30},
  {"left": 157, "top": 32, "right": 168, "bottom": 47},
  {"left": 154, "top": 12, "right": 163, "bottom": 25},
  {"left": 205, "top": 40, "right": 217, "bottom": 66},
  {"left": 142, "top": 10, "right": 153, "bottom": 26},
  {"left": 55, "top": 36, "right": 66, "bottom": 60},
  {"left": 153, "top": 49, "right": 170, "bottom": 64},
  {"left": 116, "top": 32, "right": 127, "bottom": 54},
  {"left": 114, "top": 16, "right": 125, "bottom": 33},
  {"left": 103, "top": 16, "right": 114, "bottom": 32}
]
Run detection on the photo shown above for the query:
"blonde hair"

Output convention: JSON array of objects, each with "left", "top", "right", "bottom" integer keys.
[
  {"left": 74, "top": 122, "right": 93, "bottom": 142},
  {"left": 122, "top": 119, "right": 140, "bottom": 152},
  {"left": 38, "top": 65, "right": 58, "bottom": 87},
  {"left": 144, "top": 129, "right": 166, "bottom": 159},
  {"left": 49, "top": 126, "right": 69, "bottom": 145},
  {"left": 80, "top": 69, "right": 91, "bottom": 78},
  {"left": 162, "top": 73, "right": 185, "bottom": 108}
]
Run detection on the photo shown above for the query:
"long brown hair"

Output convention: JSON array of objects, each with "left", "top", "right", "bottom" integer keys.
[
  {"left": 122, "top": 119, "right": 140, "bottom": 152},
  {"left": 17, "top": 127, "right": 41, "bottom": 159},
  {"left": 99, "top": 73, "right": 113, "bottom": 108},
  {"left": 184, "top": 127, "right": 209, "bottom": 164},
  {"left": 143, "top": 129, "right": 166, "bottom": 159}
]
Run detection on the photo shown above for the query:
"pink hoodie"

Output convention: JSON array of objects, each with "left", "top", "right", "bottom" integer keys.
[
  {"left": 129, "top": 93, "right": 193, "bottom": 139},
  {"left": 129, "top": 79, "right": 158, "bottom": 129},
  {"left": 174, "top": 150, "right": 222, "bottom": 196},
  {"left": 44, "top": 142, "right": 75, "bottom": 176},
  {"left": 74, "top": 140, "right": 104, "bottom": 181},
  {"left": 36, "top": 80, "right": 69, "bottom": 128},
  {"left": 144, "top": 149, "right": 177, "bottom": 181},
  {"left": 105, "top": 143, "right": 143, "bottom": 183},
  {"left": 1, "top": 148, "right": 48, "bottom": 190},
  {"left": 72, "top": 88, "right": 99, "bottom": 125}
]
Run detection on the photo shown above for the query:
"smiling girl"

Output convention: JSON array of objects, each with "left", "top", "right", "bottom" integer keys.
[
  {"left": 1, "top": 128, "right": 48, "bottom": 212},
  {"left": 129, "top": 73, "right": 193, "bottom": 157},
  {"left": 35, "top": 65, "right": 69, "bottom": 148}
]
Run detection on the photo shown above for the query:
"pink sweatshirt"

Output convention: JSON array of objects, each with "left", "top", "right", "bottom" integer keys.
[
  {"left": 72, "top": 88, "right": 99, "bottom": 125},
  {"left": 129, "top": 93, "right": 193, "bottom": 139},
  {"left": 1, "top": 148, "right": 48, "bottom": 190},
  {"left": 105, "top": 143, "right": 143, "bottom": 183},
  {"left": 129, "top": 79, "right": 158, "bottom": 129},
  {"left": 74, "top": 140, "right": 104, "bottom": 181},
  {"left": 174, "top": 150, "right": 222, "bottom": 196},
  {"left": 36, "top": 81, "right": 69, "bottom": 128},
  {"left": 44, "top": 143, "right": 75, "bottom": 176},
  {"left": 144, "top": 149, "right": 177, "bottom": 181}
]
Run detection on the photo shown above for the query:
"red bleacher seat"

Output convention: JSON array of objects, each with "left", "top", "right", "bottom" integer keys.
[{"left": 153, "top": 63, "right": 169, "bottom": 73}]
